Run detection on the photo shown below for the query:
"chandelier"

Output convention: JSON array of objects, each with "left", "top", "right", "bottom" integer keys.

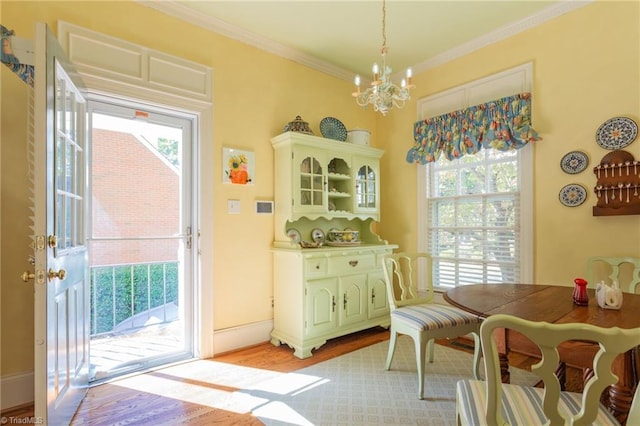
[{"left": 352, "top": 0, "right": 414, "bottom": 115}]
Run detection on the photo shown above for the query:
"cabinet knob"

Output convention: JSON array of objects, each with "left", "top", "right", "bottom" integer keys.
[{"left": 349, "top": 260, "right": 359, "bottom": 267}]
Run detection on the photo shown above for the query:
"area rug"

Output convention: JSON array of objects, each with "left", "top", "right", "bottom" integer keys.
[
  {"left": 247, "top": 337, "right": 539, "bottom": 426},
  {"left": 128, "top": 337, "right": 538, "bottom": 426}
]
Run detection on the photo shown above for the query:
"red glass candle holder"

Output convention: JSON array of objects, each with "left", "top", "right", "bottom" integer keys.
[{"left": 573, "top": 278, "right": 589, "bottom": 306}]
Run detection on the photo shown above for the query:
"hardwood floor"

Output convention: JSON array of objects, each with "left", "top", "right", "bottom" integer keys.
[{"left": 2, "top": 327, "right": 544, "bottom": 425}]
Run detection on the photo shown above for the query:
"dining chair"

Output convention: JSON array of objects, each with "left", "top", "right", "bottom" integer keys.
[
  {"left": 556, "top": 256, "right": 640, "bottom": 387},
  {"left": 381, "top": 252, "right": 482, "bottom": 399},
  {"left": 456, "top": 314, "right": 640, "bottom": 425},
  {"left": 586, "top": 256, "right": 640, "bottom": 294}
]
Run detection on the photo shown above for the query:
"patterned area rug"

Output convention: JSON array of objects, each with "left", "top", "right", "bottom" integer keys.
[
  {"left": 250, "top": 337, "right": 539, "bottom": 425},
  {"left": 122, "top": 337, "right": 538, "bottom": 426}
]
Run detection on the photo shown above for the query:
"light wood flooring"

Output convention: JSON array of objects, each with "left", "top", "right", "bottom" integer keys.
[{"left": 3, "top": 327, "right": 543, "bottom": 425}]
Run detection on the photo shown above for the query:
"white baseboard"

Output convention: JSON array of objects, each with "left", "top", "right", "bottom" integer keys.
[
  {"left": 1, "top": 371, "right": 34, "bottom": 410},
  {"left": 212, "top": 319, "right": 274, "bottom": 356}
]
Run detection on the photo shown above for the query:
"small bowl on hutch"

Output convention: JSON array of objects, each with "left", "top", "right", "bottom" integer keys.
[{"left": 328, "top": 230, "right": 359, "bottom": 243}]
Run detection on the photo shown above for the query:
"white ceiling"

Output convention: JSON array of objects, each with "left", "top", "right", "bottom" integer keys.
[{"left": 140, "top": 1, "right": 589, "bottom": 81}]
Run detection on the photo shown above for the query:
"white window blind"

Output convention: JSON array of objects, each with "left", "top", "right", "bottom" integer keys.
[{"left": 427, "top": 149, "right": 521, "bottom": 288}]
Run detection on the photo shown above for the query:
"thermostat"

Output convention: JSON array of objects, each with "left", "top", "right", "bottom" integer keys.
[{"left": 255, "top": 200, "right": 274, "bottom": 214}]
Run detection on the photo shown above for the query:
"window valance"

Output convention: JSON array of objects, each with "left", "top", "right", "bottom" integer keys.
[
  {"left": 406, "top": 92, "right": 541, "bottom": 164},
  {"left": 1, "top": 25, "right": 34, "bottom": 87}
]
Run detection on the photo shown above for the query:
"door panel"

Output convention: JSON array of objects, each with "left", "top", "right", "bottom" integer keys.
[{"left": 34, "top": 23, "right": 89, "bottom": 425}]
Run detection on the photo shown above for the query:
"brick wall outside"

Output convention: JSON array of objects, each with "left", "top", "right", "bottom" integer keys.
[{"left": 91, "top": 128, "right": 180, "bottom": 266}]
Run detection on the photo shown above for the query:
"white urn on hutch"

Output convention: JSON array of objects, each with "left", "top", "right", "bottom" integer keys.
[{"left": 270, "top": 131, "right": 397, "bottom": 358}]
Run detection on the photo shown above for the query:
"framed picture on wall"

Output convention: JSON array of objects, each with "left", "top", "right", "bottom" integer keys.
[{"left": 223, "top": 147, "right": 254, "bottom": 185}]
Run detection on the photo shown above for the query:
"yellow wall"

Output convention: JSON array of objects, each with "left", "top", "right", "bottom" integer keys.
[
  {"left": 0, "top": 0, "right": 375, "bottom": 375},
  {"left": 378, "top": 0, "right": 640, "bottom": 284},
  {"left": 1, "top": 0, "right": 639, "bottom": 380}
]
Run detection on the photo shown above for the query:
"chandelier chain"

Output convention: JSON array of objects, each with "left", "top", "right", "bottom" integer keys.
[{"left": 381, "top": 0, "right": 387, "bottom": 56}]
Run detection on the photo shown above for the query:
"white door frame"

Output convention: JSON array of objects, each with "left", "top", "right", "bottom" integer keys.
[{"left": 56, "top": 20, "right": 214, "bottom": 359}]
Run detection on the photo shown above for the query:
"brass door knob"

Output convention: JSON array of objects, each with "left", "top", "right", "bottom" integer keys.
[
  {"left": 22, "top": 271, "right": 35, "bottom": 282},
  {"left": 48, "top": 268, "right": 66, "bottom": 281}
]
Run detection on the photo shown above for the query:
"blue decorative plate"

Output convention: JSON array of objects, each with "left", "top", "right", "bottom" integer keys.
[
  {"left": 560, "top": 151, "right": 589, "bottom": 174},
  {"left": 595, "top": 117, "right": 637, "bottom": 150},
  {"left": 559, "top": 184, "right": 587, "bottom": 207},
  {"left": 320, "top": 117, "right": 347, "bottom": 141}
]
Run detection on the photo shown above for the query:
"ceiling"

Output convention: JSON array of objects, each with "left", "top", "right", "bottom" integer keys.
[{"left": 140, "top": 1, "right": 588, "bottom": 81}]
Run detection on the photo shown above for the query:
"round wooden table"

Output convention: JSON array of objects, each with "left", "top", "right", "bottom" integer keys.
[{"left": 444, "top": 283, "right": 640, "bottom": 424}]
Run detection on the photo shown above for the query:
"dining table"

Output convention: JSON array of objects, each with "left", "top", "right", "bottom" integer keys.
[{"left": 444, "top": 283, "right": 640, "bottom": 425}]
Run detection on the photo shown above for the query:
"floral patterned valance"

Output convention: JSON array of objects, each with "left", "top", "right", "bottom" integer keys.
[
  {"left": 1, "top": 25, "right": 34, "bottom": 87},
  {"left": 406, "top": 92, "right": 541, "bottom": 164}
]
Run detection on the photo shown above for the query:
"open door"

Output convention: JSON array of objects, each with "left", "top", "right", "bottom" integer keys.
[{"left": 30, "top": 22, "right": 89, "bottom": 424}]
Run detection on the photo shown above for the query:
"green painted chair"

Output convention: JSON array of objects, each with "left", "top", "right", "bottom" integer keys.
[
  {"left": 456, "top": 314, "right": 640, "bottom": 425},
  {"left": 556, "top": 257, "right": 640, "bottom": 391},
  {"left": 586, "top": 256, "right": 640, "bottom": 294},
  {"left": 381, "top": 252, "right": 482, "bottom": 400}
]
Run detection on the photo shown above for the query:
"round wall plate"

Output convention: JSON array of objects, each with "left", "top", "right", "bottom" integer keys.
[
  {"left": 559, "top": 184, "right": 587, "bottom": 207},
  {"left": 595, "top": 117, "right": 637, "bottom": 150},
  {"left": 560, "top": 151, "right": 589, "bottom": 174}
]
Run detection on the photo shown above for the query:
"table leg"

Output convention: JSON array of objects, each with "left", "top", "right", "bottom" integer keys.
[
  {"left": 495, "top": 327, "right": 511, "bottom": 383},
  {"left": 499, "top": 353, "right": 511, "bottom": 383},
  {"left": 606, "top": 348, "right": 638, "bottom": 425},
  {"left": 583, "top": 347, "right": 638, "bottom": 424}
]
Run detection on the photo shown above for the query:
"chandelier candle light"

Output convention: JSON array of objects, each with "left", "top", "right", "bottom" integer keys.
[{"left": 352, "top": 0, "right": 414, "bottom": 115}]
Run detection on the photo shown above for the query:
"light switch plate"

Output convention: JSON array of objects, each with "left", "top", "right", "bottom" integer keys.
[{"left": 227, "top": 199, "right": 241, "bottom": 214}]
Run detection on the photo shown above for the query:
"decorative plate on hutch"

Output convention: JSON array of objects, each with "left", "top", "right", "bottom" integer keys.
[
  {"left": 559, "top": 184, "right": 587, "bottom": 207},
  {"left": 320, "top": 117, "right": 348, "bottom": 141},
  {"left": 560, "top": 150, "right": 589, "bottom": 174},
  {"left": 311, "top": 228, "right": 325, "bottom": 244},
  {"left": 595, "top": 117, "right": 638, "bottom": 150},
  {"left": 286, "top": 228, "right": 301, "bottom": 243}
]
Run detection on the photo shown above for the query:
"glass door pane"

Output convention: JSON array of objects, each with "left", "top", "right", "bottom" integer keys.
[{"left": 88, "top": 101, "right": 194, "bottom": 382}]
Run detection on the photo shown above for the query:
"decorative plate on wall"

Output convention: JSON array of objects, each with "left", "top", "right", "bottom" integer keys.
[
  {"left": 559, "top": 183, "right": 587, "bottom": 207},
  {"left": 595, "top": 117, "right": 638, "bottom": 150},
  {"left": 320, "top": 117, "right": 348, "bottom": 141},
  {"left": 560, "top": 150, "right": 589, "bottom": 174}
]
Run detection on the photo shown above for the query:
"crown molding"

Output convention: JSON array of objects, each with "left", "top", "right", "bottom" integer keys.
[
  {"left": 407, "top": 0, "right": 593, "bottom": 79},
  {"left": 137, "top": 0, "right": 354, "bottom": 81},
  {"left": 139, "top": 0, "right": 592, "bottom": 83}
]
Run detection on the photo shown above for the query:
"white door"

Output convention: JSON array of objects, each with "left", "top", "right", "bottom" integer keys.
[{"left": 32, "top": 23, "right": 89, "bottom": 424}]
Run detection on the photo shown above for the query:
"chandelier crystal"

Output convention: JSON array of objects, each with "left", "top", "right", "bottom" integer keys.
[{"left": 352, "top": 0, "right": 414, "bottom": 115}]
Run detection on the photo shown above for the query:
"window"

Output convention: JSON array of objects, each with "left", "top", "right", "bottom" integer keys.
[
  {"left": 417, "top": 63, "right": 534, "bottom": 289},
  {"left": 424, "top": 147, "right": 531, "bottom": 288}
]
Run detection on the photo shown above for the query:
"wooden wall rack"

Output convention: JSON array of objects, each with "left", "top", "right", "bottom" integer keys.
[{"left": 592, "top": 150, "right": 640, "bottom": 216}]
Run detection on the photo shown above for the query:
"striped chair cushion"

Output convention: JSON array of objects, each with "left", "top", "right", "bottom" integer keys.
[
  {"left": 392, "top": 304, "right": 481, "bottom": 331},
  {"left": 456, "top": 379, "right": 620, "bottom": 425}
]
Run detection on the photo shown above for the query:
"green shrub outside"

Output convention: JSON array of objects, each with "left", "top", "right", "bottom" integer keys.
[{"left": 90, "top": 262, "right": 179, "bottom": 335}]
